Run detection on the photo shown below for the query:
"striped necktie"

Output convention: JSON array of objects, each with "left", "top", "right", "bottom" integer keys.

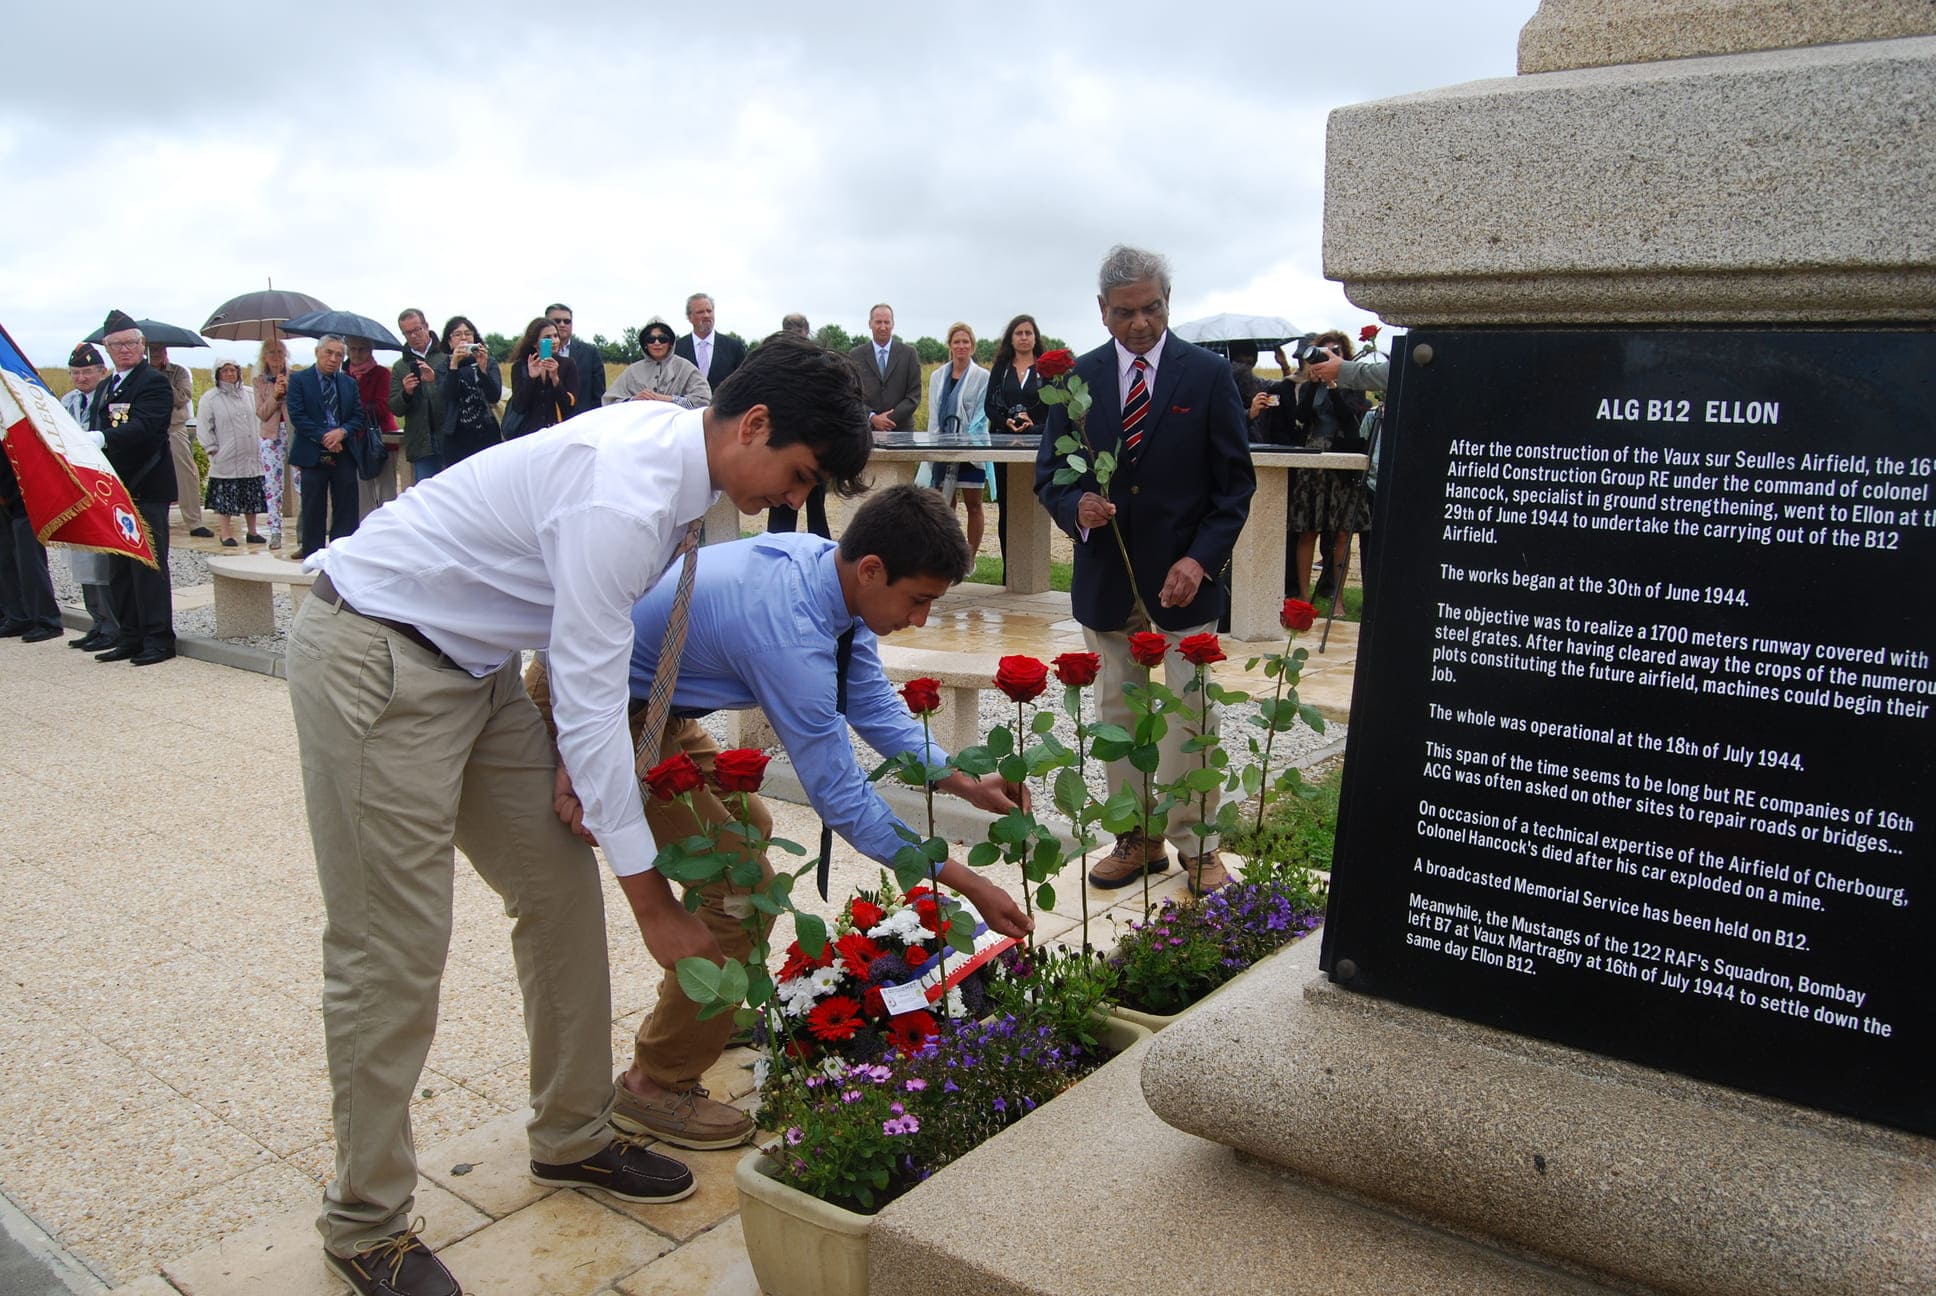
[
  {"left": 633, "top": 518, "right": 707, "bottom": 774},
  {"left": 1121, "top": 356, "right": 1151, "bottom": 461}
]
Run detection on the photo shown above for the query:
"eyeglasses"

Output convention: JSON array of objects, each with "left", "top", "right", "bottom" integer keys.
[{"left": 104, "top": 339, "right": 144, "bottom": 351}]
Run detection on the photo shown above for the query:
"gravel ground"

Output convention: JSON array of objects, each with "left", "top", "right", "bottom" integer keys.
[{"left": 50, "top": 543, "right": 213, "bottom": 605}]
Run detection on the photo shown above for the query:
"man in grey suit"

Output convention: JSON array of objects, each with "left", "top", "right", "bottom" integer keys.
[{"left": 850, "top": 303, "right": 921, "bottom": 432}]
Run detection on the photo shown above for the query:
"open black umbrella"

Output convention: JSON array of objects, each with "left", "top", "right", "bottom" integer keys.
[
  {"left": 279, "top": 310, "right": 404, "bottom": 350},
  {"left": 201, "top": 286, "right": 329, "bottom": 342},
  {"left": 81, "top": 318, "right": 208, "bottom": 348}
]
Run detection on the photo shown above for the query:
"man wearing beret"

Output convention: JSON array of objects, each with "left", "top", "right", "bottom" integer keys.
[
  {"left": 90, "top": 310, "right": 178, "bottom": 665},
  {"left": 59, "top": 344, "right": 122, "bottom": 650}
]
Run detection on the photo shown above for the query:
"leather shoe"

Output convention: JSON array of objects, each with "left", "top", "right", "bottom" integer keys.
[
  {"left": 188, "top": 526, "right": 215, "bottom": 538},
  {"left": 1183, "top": 851, "right": 1232, "bottom": 897},
  {"left": 323, "top": 1220, "right": 458, "bottom": 1296},
  {"left": 1087, "top": 829, "right": 1170, "bottom": 890},
  {"left": 130, "top": 648, "right": 176, "bottom": 666},
  {"left": 94, "top": 643, "right": 139, "bottom": 662},
  {"left": 70, "top": 633, "right": 109, "bottom": 651},
  {"left": 0, "top": 621, "right": 29, "bottom": 638},
  {"left": 18, "top": 626, "right": 64, "bottom": 643},
  {"left": 531, "top": 1130, "right": 694, "bottom": 1204}
]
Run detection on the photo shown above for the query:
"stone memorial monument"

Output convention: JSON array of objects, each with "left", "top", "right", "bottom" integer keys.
[{"left": 875, "top": 3, "right": 1934, "bottom": 1293}]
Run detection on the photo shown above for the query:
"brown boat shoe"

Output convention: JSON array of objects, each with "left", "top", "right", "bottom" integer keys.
[
  {"left": 1183, "top": 850, "right": 1232, "bottom": 897},
  {"left": 610, "top": 1076, "right": 755, "bottom": 1151},
  {"left": 1088, "top": 829, "right": 1170, "bottom": 890}
]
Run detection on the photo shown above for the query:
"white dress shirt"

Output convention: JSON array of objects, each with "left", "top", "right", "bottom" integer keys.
[
  {"left": 1114, "top": 332, "right": 1166, "bottom": 403},
  {"left": 313, "top": 402, "right": 717, "bottom": 877}
]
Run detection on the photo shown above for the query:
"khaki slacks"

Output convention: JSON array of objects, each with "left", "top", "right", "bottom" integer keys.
[
  {"left": 171, "top": 421, "right": 202, "bottom": 526},
  {"left": 288, "top": 598, "right": 615, "bottom": 1255},
  {"left": 1085, "top": 611, "right": 1223, "bottom": 856}
]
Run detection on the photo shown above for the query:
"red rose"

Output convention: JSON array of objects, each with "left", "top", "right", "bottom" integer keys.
[
  {"left": 1126, "top": 631, "right": 1169, "bottom": 669},
  {"left": 849, "top": 899, "right": 886, "bottom": 931},
  {"left": 643, "top": 752, "right": 704, "bottom": 800},
  {"left": 994, "top": 654, "right": 1049, "bottom": 703},
  {"left": 887, "top": 1010, "right": 939, "bottom": 1053},
  {"left": 1280, "top": 598, "right": 1317, "bottom": 633},
  {"left": 1358, "top": 324, "right": 1380, "bottom": 344},
  {"left": 1052, "top": 651, "right": 1101, "bottom": 687},
  {"left": 713, "top": 747, "right": 769, "bottom": 793},
  {"left": 806, "top": 996, "right": 863, "bottom": 1042},
  {"left": 901, "top": 677, "right": 942, "bottom": 717},
  {"left": 1036, "top": 348, "right": 1076, "bottom": 380},
  {"left": 1177, "top": 632, "right": 1226, "bottom": 666},
  {"left": 835, "top": 931, "right": 883, "bottom": 977},
  {"left": 903, "top": 944, "right": 929, "bottom": 966}
]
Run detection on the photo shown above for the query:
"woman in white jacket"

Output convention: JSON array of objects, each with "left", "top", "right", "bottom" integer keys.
[
  {"left": 196, "top": 360, "right": 268, "bottom": 546},
  {"left": 921, "top": 322, "right": 992, "bottom": 556}
]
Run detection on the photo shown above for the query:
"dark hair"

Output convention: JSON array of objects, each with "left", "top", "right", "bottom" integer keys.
[
  {"left": 714, "top": 333, "right": 871, "bottom": 496},
  {"left": 1228, "top": 341, "right": 1259, "bottom": 366},
  {"left": 1312, "top": 329, "right": 1354, "bottom": 360},
  {"left": 991, "top": 314, "right": 1041, "bottom": 375},
  {"left": 440, "top": 315, "right": 480, "bottom": 357},
  {"left": 545, "top": 302, "right": 571, "bottom": 315},
  {"left": 838, "top": 485, "right": 972, "bottom": 584},
  {"left": 397, "top": 308, "right": 427, "bottom": 328},
  {"left": 510, "top": 316, "right": 552, "bottom": 367},
  {"left": 640, "top": 323, "right": 676, "bottom": 346}
]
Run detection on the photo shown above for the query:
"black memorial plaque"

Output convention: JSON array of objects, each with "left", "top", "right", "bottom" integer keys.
[{"left": 1322, "top": 330, "right": 1933, "bottom": 1135}]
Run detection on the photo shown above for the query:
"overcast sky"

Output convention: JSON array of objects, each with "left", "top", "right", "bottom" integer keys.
[{"left": 2, "top": 1, "right": 1535, "bottom": 369}]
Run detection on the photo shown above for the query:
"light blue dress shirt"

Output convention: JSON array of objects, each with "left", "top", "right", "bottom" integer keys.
[{"left": 628, "top": 533, "right": 947, "bottom": 864}]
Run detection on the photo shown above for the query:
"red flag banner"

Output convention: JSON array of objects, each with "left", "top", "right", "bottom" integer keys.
[{"left": 0, "top": 325, "right": 159, "bottom": 568}]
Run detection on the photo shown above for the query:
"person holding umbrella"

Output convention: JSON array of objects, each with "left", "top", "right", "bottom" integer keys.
[{"left": 286, "top": 335, "right": 366, "bottom": 559}]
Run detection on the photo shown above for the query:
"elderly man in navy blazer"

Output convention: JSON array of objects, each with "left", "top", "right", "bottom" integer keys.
[
  {"left": 286, "top": 334, "right": 366, "bottom": 560},
  {"left": 1035, "top": 245, "right": 1256, "bottom": 896}
]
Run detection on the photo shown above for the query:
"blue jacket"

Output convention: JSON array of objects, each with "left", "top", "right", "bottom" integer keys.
[
  {"left": 1035, "top": 334, "right": 1255, "bottom": 631},
  {"left": 285, "top": 365, "right": 366, "bottom": 469}
]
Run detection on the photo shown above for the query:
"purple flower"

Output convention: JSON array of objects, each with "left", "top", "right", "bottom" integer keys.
[
  {"left": 784, "top": 1127, "right": 803, "bottom": 1145},
  {"left": 905, "top": 1078, "right": 926, "bottom": 1091}
]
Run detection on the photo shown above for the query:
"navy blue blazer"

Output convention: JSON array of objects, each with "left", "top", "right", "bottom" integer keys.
[
  {"left": 285, "top": 366, "right": 366, "bottom": 469},
  {"left": 1034, "top": 334, "right": 1255, "bottom": 632}
]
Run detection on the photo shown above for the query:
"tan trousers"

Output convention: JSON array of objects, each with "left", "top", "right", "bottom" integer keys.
[
  {"left": 521, "top": 665, "right": 777, "bottom": 1091},
  {"left": 170, "top": 420, "right": 202, "bottom": 526},
  {"left": 634, "top": 718, "right": 776, "bottom": 1089},
  {"left": 1085, "top": 611, "right": 1223, "bottom": 856},
  {"left": 288, "top": 598, "right": 615, "bottom": 1256}
]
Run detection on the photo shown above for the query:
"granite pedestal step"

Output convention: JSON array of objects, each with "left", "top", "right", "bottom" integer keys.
[{"left": 871, "top": 936, "right": 1621, "bottom": 1296}]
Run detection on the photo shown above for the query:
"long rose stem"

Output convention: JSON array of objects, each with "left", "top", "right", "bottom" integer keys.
[{"left": 1254, "top": 633, "right": 1292, "bottom": 834}]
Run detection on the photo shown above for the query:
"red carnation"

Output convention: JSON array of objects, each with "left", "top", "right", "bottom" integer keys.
[
  {"left": 994, "top": 655, "right": 1049, "bottom": 703},
  {"left": 862, "top": 986, "right": 886, "bottom": 1019},
  {"left": 1052, "top": 651, "right": 1101, "bottom": 687},
  {"left": 887, "top": 1010, "right": 939, "bottom": 1053},
  {"left": 903, "top": 945, "right": 929, "bottom": 966},
  {"left": 1036, "top": 348, "right": 1077, "bottom": 380},
  {"left": 1280, "top": 598, "right": 1317, "bottom": 633},
  {"left": 849, "top": 899, "right": 886, "bottom": 931},
  {"left": 643, "top": 753, "right": 705, "bottom": 800},
  {"left": 901, "top": 677, "right": 942, "bottom": 717},
  {"left": 1126, "top": 631, "right": 1169, "bottom": 668},
  {"left": 1177, "top": 632, "right": 1225, "bottom": 667},
  {"left": 835, "top": 931, "right": 883, "bottom": 977},
  {"left": 1358, "top": 324, "right": 1380, "bottom": 344},
  {"left": 713, "top": 747, "right": 769, "bottom": 793},
  {"left": 806, "top": 995, "right": 864, "bottom": 1042}
]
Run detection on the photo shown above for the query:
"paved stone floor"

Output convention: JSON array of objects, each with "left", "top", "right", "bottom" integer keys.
[{"left": 0, "top": 512, "right": 1357, "bottom": 1294}]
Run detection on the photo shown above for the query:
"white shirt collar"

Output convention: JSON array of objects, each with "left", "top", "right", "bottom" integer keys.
[{"left": 1113, "top": 333, "right": 1165, "bottom": 393}]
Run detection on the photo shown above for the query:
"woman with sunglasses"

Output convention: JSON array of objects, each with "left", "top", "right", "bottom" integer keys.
[{"left": 602, "top": 318, "right": 711, "bottom": 408}]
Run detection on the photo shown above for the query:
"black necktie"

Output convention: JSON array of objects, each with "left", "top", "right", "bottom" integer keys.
[{"left": 815, "top": 625, "right": 857, "bottom": 899}]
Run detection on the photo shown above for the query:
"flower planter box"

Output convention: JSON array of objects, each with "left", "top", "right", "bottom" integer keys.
[
  {"left": 735, "top": 1014, "right": 1152, "bottom": 1296},
  {"left": 1103, "top": 924, "right": 1321, "bottom": 1033}
]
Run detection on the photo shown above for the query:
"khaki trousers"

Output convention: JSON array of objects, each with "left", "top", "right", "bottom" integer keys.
[
  {"left": 632, "top": 718, "right": 777, "bottom": 1089},
  {"left": 170, "top": 420, "right": 202, "bottom": 526},
  {"left": 288, "top": 598, "right": 615, "bottom": 1256},
  {"left": 1085, "top": 612, "right": 1223, "bottom": 856}
]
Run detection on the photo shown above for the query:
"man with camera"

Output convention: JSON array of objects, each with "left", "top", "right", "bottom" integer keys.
[
  {"left": 389, "top": 309, "right": 447, "bottom": 484},
  {"left": 545, "top": 302, "right": 606, "bottom": 418}
]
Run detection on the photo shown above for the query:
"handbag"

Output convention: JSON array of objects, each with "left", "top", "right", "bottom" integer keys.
[{"left": 350, "top": 405, "right": 390, "bottom": 481}]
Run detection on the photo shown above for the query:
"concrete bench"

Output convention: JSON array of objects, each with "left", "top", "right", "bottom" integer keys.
[
  {"left": 205, "top": 554, "right": 316, "bottom": 638},
  {"left": 874, "top": 644, "right": 1001, "bottom": 755},
  {"left": 686, "top": 645, "right": 1000, "bottom": 757}
]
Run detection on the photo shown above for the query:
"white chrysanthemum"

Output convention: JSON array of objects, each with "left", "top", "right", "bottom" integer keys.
[
  {"left": 868, "top": 909, "right": 927, "bottom": 942},
  {"left": 808, "top": 965, "right": 844, "bottom": 993},
  {"left": 752, "top": 1056, "right": 771, "bottom": 1089},
  {"left": 944, "top": 987, "right": 967, "bottom": 1018}
]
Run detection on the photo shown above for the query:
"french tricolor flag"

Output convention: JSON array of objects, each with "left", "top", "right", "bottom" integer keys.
[{"left": 0, "top": 323, "right": 158, "bottom": 569}]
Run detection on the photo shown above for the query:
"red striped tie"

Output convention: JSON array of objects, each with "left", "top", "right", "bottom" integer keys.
[{"left": 1121, "top": 356, "right": 1151, "bottom": 461}]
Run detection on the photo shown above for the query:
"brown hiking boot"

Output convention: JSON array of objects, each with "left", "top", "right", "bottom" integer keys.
[
  {"left": 1088, "top": 829, "right": 1170, "bottom": 890},
  {"left": 1184, "top": 850, "right": 1231, "bottom": 897},
  {"left": 610, "top": 1076, "right": 754, "bottom": 1151}
]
